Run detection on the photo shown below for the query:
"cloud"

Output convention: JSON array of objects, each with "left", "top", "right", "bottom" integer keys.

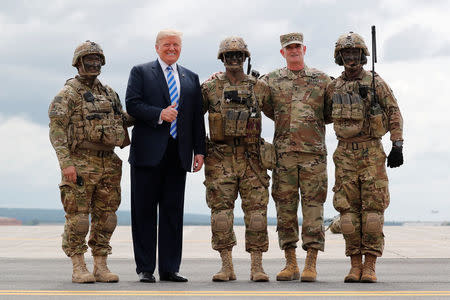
[
  {"left": 1, "top": 1, "right": 450, "bottom": 221},
  {"left": 0, "top": 0, "right": 392, "bottom": 124},
  {"left": 0, "top": 114, "right": 60, "bottom": 208},
  {"left": 383, "top": 25, "right": 437, "bottom": 61},
  {"left": 433, "top": 42, "right": 450, "bottom": 57}
]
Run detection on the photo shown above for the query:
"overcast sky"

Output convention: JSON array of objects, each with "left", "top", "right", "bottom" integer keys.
[{"left": 0, "top": 0, "right": 449, "bottom": 221}]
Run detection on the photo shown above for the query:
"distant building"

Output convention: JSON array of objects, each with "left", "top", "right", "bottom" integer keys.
[
  {"left": 403, "top": 221, "right": 443, "bottom": 226},
  {"left": 0, "top": 217, "right": 22, "bottom": 225}
]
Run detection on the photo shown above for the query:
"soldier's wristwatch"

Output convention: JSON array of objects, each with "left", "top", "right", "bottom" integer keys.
[{"left": 393, "top": 140, "right": 403, "bottom": 148}]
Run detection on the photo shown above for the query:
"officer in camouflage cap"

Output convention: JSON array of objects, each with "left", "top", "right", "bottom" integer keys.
[
  {"left": 202, "top": 36, "right": 273, "bottom": 282},
  {"left": 261, "top": 32, "right": 331, "bottom": 282},
  {"left": 49, "top": 40, "right": 133, "bottom": 283},
  {"left": 325, "top": 31, "right": 404, "bottom": 283}
]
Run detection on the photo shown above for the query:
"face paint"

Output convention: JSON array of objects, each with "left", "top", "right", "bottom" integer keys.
[
  {"left": 79, "top": 54, "right": 102, "bottom": 76},
  {"left": 223, "top": 51, "right": 245, "bottom": 70},
  {"left": 341, "top": 49, "right": 361, "bottom": 64},
  {"left": 340, "top": 48, "right": 363, "bottom": 76}
]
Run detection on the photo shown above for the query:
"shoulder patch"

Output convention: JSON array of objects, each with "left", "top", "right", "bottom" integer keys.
[{"left": 53, "top": 96, "right": 63, "bottom": 103}]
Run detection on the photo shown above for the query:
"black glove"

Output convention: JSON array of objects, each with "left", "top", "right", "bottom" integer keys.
[{"left": 387, "top": 146, "right": 403, "bottom": 168}]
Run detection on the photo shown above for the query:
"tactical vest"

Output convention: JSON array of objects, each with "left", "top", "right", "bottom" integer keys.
[
  {"left": 65, "top": 78, "right": 126, "bottom": 149},
  {"left": 331, "top": 75, "right": 387, "bottom": 139},
  {"left": 208, "top": 76, "right": 261, "bottom": 145}
]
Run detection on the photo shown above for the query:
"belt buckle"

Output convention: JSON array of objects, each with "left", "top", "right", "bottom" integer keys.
[
  {"left": 233, "top": 137, "right": 241, "bottom": 147},
  {"left": 352, "top": 142, "right": 359, "bottom": 150}
]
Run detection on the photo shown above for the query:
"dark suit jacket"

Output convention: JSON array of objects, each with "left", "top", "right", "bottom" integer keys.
[{"left": 125, "top": 60, "right": 205, "bottom": 171}]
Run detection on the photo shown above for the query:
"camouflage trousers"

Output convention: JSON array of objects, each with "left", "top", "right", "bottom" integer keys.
[
  {"left": 272, "top": 152, "right": 327, "bottom": 251},
  {"left": 204, "top": 143, "right": 269, "bottom": 253},
  {"left": 59, "top": 149, "right": 122, "bottom": 257},
  {"left": 332, "top": 140, "right": 389, "bottom": 257}
]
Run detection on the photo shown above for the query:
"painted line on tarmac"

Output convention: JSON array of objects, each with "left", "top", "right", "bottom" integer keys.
[
  {"left": 0, "top": 237, "right": 58, "bottom": 241},
  {"left": 1, "top": 290, "right": 450, "bottom": 296}
]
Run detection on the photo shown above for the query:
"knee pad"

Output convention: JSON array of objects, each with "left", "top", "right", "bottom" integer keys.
[
  {"left": 340, "top": 213, "right": 356, "bottom": 235},
  {"left": 102, "top": 212, "right": 117, "bottom": 233},
  {"left": 211, "top": 210, "right": 232, "bottom": 233},
  {"left": 73, "top": 213, "right": 89, "bottom": 235},
  {"left": 249, "top": 211, "right": 266, "bottom": 232},
  {"left": 365, "top": 212, "right": 383, "bottom": 233}
]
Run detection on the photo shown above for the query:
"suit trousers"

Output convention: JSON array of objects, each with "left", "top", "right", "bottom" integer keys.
[{"left": 131, "top": 137, "right": 187, "bottom": 274}]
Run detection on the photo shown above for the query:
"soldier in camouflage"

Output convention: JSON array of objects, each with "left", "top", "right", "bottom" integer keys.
[
  {"left": 48, "top": 40, "right": 133, "bottom": 283},
  {"left": 202, "top": 36, "right": 273, "bottom": 282},
  {"left": 261, "top": 32, "right": 331, "bottom": 282},
  {"left": 325, "top": 32, "right": 404, "bottom": 283}
]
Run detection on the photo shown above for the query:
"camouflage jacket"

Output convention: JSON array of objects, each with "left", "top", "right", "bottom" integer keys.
[
  {"left": 202, "top": 73, "right": 271, "bottom": 113},
  {"left": 48, "top": 76, "right": 131, "bottom": 170},
  {"left": 201, "top": 73, "right": 271, "bottom": 144},
  {"left": 261, "top": 66, "right": 331, "bottom": 155},
  {"left": 324, "top": 69, "right": 403, "bottom": 142}
]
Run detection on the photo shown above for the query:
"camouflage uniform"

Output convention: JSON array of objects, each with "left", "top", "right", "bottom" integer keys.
[
  {"left": 262, "top": 66, "right": 331, "bottom": 252},
  {"left": 202, "top": 36, "right": 274, "bottom": 282},
  {"left": 202, "top": 73, "right": 271, "bottom": 253},
  {"left": 325, "top": 69, "right": 403, "bottom": 257},
  {"left": 49, "top": 42, "right": 131, "bottom": 259}
]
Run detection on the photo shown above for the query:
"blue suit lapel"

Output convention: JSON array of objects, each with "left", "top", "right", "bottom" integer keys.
[
  {"left": 151, "top": 61, "right": 170, "bottom": 105},
  {"left": 177, "top": 65, "right": 186, "bottom": 108}
]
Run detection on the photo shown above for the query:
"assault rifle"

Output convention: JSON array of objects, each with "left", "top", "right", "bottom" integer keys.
[
  {"left": 246, "top": 56, "right": 260, "bottom": 78},
  {"left": 370, "top": 25, "right": 382, "bottom": 116}
]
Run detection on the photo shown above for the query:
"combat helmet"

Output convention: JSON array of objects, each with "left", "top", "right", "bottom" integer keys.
[
  {"left": 217, "top": 36, "right": 250, "bottom": 60},
  {"left": 72, "top": 40, "right": 105, "bottom": 67},
  {"left": 334, "top": 32, "right": 369, "bottom": 66}
]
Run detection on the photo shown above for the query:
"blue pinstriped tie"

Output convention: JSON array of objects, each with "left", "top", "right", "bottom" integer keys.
[{"left": 166, "top": 66, "right": 178, "bottom": 138}]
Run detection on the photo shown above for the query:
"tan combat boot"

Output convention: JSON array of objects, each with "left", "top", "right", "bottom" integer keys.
[
  {"left": 93, "top": 255, "right": 119, "bottom": 282},
  {"left": 71, "top": 254, "right": 95, "bottom": 283},
  {"left": 301, "top": 248, "right": 318, "bottom": 282},
  {"left": 250, "top": 251, "right": 269, "bottom": 282},
  {"left": 212, "top": 249, "right": 236, "bottom": 281},
  {"left": 344, "top": 254, "right": 362, "bottom": 282},
  {"left": 276, "top": 247, "right": 300, "bottom": 281},
  {"left": 361, "top": 254, "right": 377, "bottom": 283}
]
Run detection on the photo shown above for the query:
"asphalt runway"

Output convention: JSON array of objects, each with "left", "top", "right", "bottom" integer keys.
[{"left": 1, "top": 226, "right": 450, "bottom": 299}]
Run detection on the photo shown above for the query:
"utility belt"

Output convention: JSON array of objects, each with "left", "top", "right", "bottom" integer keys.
[
  {"left": 209, "top": 137, "right": 274, "bottom": 170},
  {"left": 76, "top": 141, "right": 114, "bottom": 157},
  {"left": 220, "top": 137, "right": 246, "bottom": 147},
  {"left": 215, "top": 137, "right": 258, "bottom": 152},
  {"left": 338, "top": 139, "right": 380, "bottom": 150}
]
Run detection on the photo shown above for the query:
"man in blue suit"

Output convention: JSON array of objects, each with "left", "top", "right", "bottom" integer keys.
[{"left": 125, "top": 29, "right": 206, "bottom": 283}]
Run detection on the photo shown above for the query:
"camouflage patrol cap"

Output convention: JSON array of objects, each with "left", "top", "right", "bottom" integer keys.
[
  {"left": 280, "top": 32, "right": 303, "bottom": 48},
  {"left": 334, "top": 32, "right": 370, "bottom": 59},
  {"left": 72, "top": 40, "right": 106, "bottom": 67},
  {"left": 217, "top": 36, "right": 250, "bottom": 60}
]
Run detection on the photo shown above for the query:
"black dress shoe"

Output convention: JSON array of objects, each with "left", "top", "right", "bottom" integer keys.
[
  {"left": 159, "top": 272, "right": 188, "bottom": 282},
  {"left": 138, "top": 272, "right": 155, "bottom": 283}
]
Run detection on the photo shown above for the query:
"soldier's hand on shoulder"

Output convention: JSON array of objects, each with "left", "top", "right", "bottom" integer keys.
[
  {"left": 62, "top": 166, "right": 77, "bottom": 183},
  {"left": 204, "top": 71, "right": 222, "bottom": 83}
]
